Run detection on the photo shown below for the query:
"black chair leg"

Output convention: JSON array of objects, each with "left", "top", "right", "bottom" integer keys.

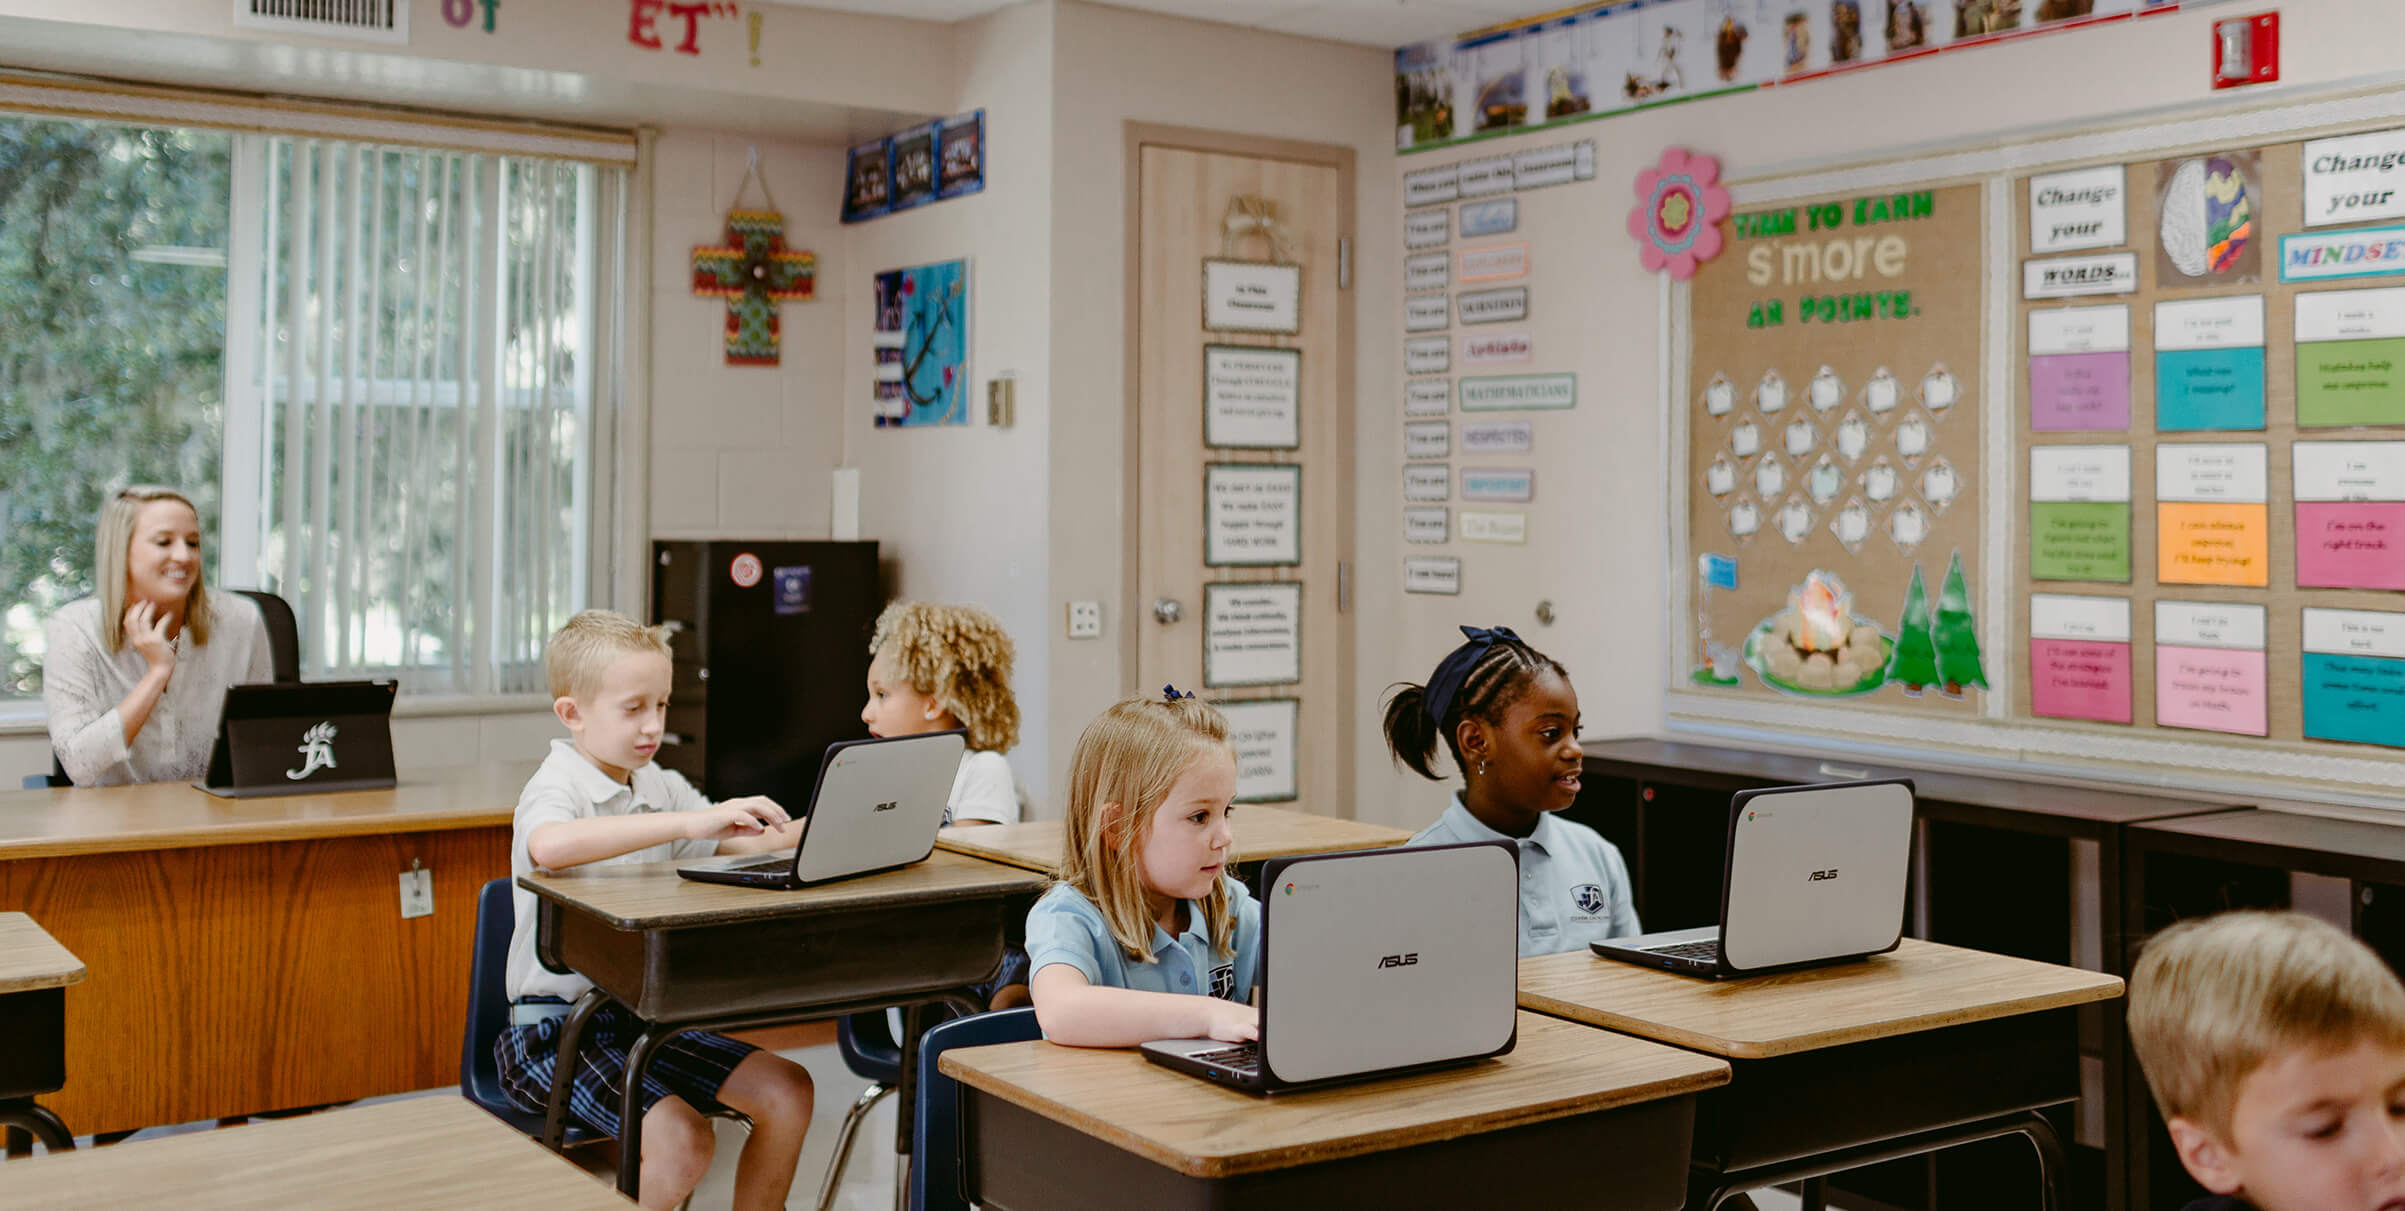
[{"left": 0, "top": 1100, "right": 75, "bottom": 1152}]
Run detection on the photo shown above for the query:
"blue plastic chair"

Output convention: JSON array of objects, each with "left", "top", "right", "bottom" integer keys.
[
  {"left": 909, "top": 1008, "right": 1041, "bottom": 1211},
  {"left": 461, "top": 877, "right": 600, "bottom": 1148},
  {"left": 811, "top": 1012, "right": 904, "bottom": 1210}
]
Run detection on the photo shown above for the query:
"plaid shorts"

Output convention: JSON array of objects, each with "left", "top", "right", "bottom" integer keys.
[{"left": 495, "top": 999, "right": 759, "bottom": 1139}]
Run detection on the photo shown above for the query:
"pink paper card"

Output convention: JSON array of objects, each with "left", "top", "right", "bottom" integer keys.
[
  {"left": 2030, "top": 639, "right": 2132, "bottom": 723},
  {"left": 2296, "top": 501, "right": 2405, "bottom": 590},
  {"left": 2029, "top": 352, "right": 2131, "bottom": 431},
  {"left": 2154, "top": 645, "right": 2268, "bottom": 736}
]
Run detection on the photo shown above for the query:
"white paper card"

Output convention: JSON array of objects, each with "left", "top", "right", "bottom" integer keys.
[
  {"left": 1404, "top": 421, "right": 1451, "bottom": 459},
  {"left": 1403, "top": 463, "right": 1450, "bottom": 501},
  {"left": 1459, "top": 510, "right": 1527, "bottom": 543},
  {"left": 1405, "top": 252, "right": 1451, "bottom": 292},
  {"left": 1403, "top": 163, "right": 1460, "bottom": 207},
  {"left": 1222, "top": 698, "right": 1299, "bottom": 803},
  {"left": 1461, "top": 421, "right": 1533, "bottom": 452},
  {"left": 2027, "top": 305, "right": 2130, "bottom": 355},
  {"left": 2305, "top": 129, "right": 2405, "bottom": 228},
  {"left": 2294, "top": 441, "right": 2405, "bottom": 501},
  {"left": 1458, "top": 244, "right": 1529, "bottom": 282},
  {"left": 1461, "top": 331, "right": 1531, "bottom": 364},
  {"left": 2156, "top": 601, "right": 2267, "bottom": 650},
  {"left": 2030, "top": 593, "right": 2132, "bottom": 642},
  {"left": 1204, "top": 583, "right": 1301, "bottom": 687},
  {"left": 1203, "top": 260, "right": 1301, "bottom": 334},
  {"left": 1205, "top": 464, "right": 1300, "bottom": 565},
  {"left": 2156, "top": 443, "right": 2268, "bottom": 503},
  {"left": 1404, "top": 295, "right": 1450, "bottom": 331},
  {"left": 1404, "top": 556, "right": 1462, "bottom": 595},
  {"left": 2305, "top": 607, "right": 2405, "bottom": 659},
  {"left": 1404, "top": 506, "right": 1450, "bottom": 543},
  {"left": 2030, "top": 445, "right": 2132, "bottom": 502},
  {"left": 1404, "top": 209, "right": 1451, "bottom": 249},
  {"left": 2029, "top": 165, "right": 2128, "bottom": 253},
  {"left": 1458, "top": 155, "right": 1514, "bottom": 197},
  {"left": 1405, "top": 379, "right": 1451, "bottom": 416},
  {"left": 1460, "top": 467, "right": 1534, "bottom": 502},
  {"left": 1203, "top": 346, "right": 1300, "bottom": 449},
  {"left": 2154, "top": 296, "right": 2266, "bottom": 350},
  {"left": 1405, "top": 336, "right": 1451, "bottom": 374},
  {"left": 1457, "top": 287, "right": 1528, "bottom": 325},
  {"left": 2296, "top": 287, "right": 2405, "bottom": 342},
  {"left": 2024, "top": 252, "right": 2139, "bottom": 299}
]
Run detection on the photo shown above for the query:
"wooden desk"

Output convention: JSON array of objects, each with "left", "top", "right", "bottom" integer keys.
[
  {"left": 522, "top": 850, "right": 1049, "bottom": 1198},
  {"left": 0, "top": 762, "right": 531, "bottom": 1135},
  {"left": 0, "top": 913, "right": 84, "bottom": 1150},
  {"left": 936, "top": 804, "right": 1414, "bottom": 875},
  {"left": 939, "top": 1011, "right": 1728, "bottom": 1209},
  {"left": 1521, "top": 939, "right": 2124, "bottom": 1209},
  {"left": 0, "top": 1096, "right": 629, "bottom": 1209}
]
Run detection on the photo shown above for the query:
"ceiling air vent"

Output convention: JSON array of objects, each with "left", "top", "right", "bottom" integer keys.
[{"left": 232, "top": 0, "right": 410, "bottom": 44}]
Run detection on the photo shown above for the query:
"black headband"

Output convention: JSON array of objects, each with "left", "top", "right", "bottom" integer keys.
[{"left": 1424, "top": 625, "right": 1519, "bottom": 728}]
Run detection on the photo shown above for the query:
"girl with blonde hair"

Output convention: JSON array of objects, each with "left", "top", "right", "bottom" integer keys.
[
  {"left": 860, "top": 600, "right": 1025, "bottom": 825},
  {"left": 1025, "top": 689, "right": 1261, "bottom": 1048},
  {"left": 43, "top": 486, "right": 273, "bottom": 785}
]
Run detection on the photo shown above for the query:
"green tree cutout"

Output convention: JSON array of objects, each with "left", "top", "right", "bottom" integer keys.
[
  {"left": 1934, "top": 551, "right": 1989, "bottom": 694},
  {"left": 1886, "top": 564, "right": 1939, "bottom": 695}
]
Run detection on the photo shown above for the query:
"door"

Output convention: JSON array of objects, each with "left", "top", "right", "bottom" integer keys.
[{"left": 1133, "top": 136, "right": 1354, "bottom": 817}]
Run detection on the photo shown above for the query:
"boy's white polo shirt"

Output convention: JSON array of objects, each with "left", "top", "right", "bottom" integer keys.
[
  {"left": 1409, "top": 793, "right": 1641, "bottom": 957},
  {"left": 505, "top": 739, "right": 721, "bottom": 1003}
]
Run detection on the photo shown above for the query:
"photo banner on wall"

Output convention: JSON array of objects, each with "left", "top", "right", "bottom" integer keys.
[
  {"left": 1395, "top": 0, "right": 2236, "bottom": 155},
  {"left": 1685, "top": 182, "right": 1986, "bottom": 709}
]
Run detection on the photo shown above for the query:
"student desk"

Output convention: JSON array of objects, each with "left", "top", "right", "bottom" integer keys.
[
  {"left": 519, "top": 850, "right": 1048, "bottom": 1198},
  {"left": 0, "top": 762, "right": 530, "bottom": 1136},
  {"left": 1518, "top": 938, "right": 2124, "bottom": 1210},
  {"left": 937, "top": 1010, "right": 1729, "bottom": 1210},
  {"left": 935, "top": 806, "right": 1414, "bottom": 876},
  {"left": 0, "top": 913, "right": 84, "bottom": 1151},
  {"left": 0, "top": 1096, "right": 629, "bottom": 1208}
]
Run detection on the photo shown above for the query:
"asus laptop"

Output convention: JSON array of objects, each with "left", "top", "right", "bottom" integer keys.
[
  {"left": 1139, "top": 841, "right": 1520, "bottom": 1093},
  {"left": 676, "top": 730, "right": 964, "bottom": 889},
  {"left": 1591, "top": 778, "right": 1915, "bottom": 979},
  {"left": 195, "top": 681, "right": 398, "bottom": 798}
]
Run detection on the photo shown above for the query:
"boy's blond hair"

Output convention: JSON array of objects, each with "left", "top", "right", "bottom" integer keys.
[
  {"left": 867, "top": 601, "right": 1020, "bottom": 752},
  {"left": 2129, "top": 909, "right": 2405, "bottom": 1133},
  {"left": 1057, "top": 695, "right": 1236, "bottom": 964},
  {"left": 546, "top": 609, "right": 673, "bottom": 701}
]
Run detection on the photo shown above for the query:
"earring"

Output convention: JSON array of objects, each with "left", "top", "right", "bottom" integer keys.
[{"left": 1476, "top": 759, "right": 1489, "bottom": 776}]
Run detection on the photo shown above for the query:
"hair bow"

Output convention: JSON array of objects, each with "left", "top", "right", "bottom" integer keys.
[
  {"left": 1424, "top": 625, "right": 1521, "bottom": 727},
  {"left": 1162, "top": 684, "right": 1196, "bottom": 702}
]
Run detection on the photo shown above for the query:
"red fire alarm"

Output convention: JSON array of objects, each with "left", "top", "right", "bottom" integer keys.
[{"left": 2212, "top": 12, "right": 2278, "bottom": 89}]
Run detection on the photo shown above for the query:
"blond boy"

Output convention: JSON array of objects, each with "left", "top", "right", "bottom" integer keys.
[
  {"left": 496, "top": 610, "right": 815, "bottom": 1211},
  {"left": 2128, "top": 910, "right": 2405, "bottom": 1211}
]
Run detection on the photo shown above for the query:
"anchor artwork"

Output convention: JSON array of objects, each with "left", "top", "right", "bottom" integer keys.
[{"left": 692, "top": 207, "right": 816, "bottom": 365}]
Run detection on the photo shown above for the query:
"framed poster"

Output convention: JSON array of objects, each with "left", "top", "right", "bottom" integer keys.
[
  {"left": 1205, "top": 463, "right": 1301, "bottom": 566},
  {"left": 1203, "top": 259, "right": 1302, "bottom": 334},
  {"left": 842, "top": 137, "right": 892, "bottom": 223},
  {"left": 1203, "top": 345, "right": 1302, "bottom": 449},
  {"left": 1220, "top": 697, "right": 1300, "bottom": 803},
  {"left": 1203, "top": 582, "right": 1302, "bottom": 688}
]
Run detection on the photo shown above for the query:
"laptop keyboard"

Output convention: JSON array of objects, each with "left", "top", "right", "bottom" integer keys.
[
  {"left": 1642, "top": 939, "right": 1723, "bottom": 963},
  {"left": 1189, "top": 1044, "right": 1261, "bottom": 1076},
  {"left": 724, "top": 857, "right": 789, "bottom": 875}
]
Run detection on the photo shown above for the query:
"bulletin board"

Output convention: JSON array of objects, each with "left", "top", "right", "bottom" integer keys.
[{"left": 1666, "top": 84, "right": 2405, "bottom": 799}]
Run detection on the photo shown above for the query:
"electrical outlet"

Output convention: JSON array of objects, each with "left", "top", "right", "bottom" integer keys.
[
  {"left": 399, "top": 866, "right": 433, "bottom": 920},
  {"left": 1067, "top": 600, "right": 1103, "bottom": 639}
]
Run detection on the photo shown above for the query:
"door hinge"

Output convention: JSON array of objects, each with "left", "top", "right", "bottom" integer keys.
[
  {"left": 1338, "top": 238, "right": 1351, "bottom": 290},
  {"left": 1336, "top": 560, "right": 1352, "bottom": 614}
]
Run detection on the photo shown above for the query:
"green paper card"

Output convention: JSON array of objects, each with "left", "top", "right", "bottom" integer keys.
[
  {"left": 2298, "top": 337, "right": 2405, "bottom": 427},
  {"left": 2031, "top": 501, "right": 2131, "bottom": 582}
]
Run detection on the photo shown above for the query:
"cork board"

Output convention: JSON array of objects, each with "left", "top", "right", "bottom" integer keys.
[
  {"left": 1686, "top": 183, "right": 1987, "bottom": 713},
  {"left": 2015, "top": 139, "right": 2405, "bottom": 754}
]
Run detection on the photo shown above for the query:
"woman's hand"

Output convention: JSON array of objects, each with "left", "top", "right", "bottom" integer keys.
[{"left": 124, "top": 601, "right": 176, "bottom": 677}]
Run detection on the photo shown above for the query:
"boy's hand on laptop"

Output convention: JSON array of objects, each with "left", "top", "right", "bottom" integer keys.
[
  {"left": 686, "top": 797, "right": 790, "bottom": 842},
  {"left": 1200, "top": 999, "right": 1260, "bottom": 1043}
]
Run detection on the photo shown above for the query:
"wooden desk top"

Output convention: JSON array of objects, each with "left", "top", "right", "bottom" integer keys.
[
  {"left": 938, "top": 1010, "right": 1727, "bottom": 1179},
  {"left": 1518, "top": 938, "right": 2124, "bottom": 1060},
  {"left": 520, "top": 847, "right": 1050, "bottom": 929},
  {"left": 0, "top": 760, "right": 535, "bottom": 861},
  {"left": 0, "top": 1096, "right": 628, "bottom": 1209},
  {"left": 0, "top": 913, "right": 84, "bottom": 994},
  {"left": 935, "top": 805, "right": 1414, "bottom": 875},
  {"left": 1580, "top": 736, "right": 2241, "bottom": 827}
]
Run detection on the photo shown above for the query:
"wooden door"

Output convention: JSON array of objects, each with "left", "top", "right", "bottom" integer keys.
[{"left": 1134, "top": 138, "right": 1354, "bottom": 817}]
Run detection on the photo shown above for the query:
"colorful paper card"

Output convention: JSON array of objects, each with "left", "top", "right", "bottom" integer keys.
[
  {"left": 2156, "top": 444, "right": 2269, "bottom": 587},
  {"left": 2154, "top": 601, "right": 2268, "bottom": 736},
  {"left": 2302, "top": 607, "right": 2405, "bottom": 748},
  {"left": 2028, "top": 306, "right": 2130, "bottom": 431},
  {"left": 2030, "top": 446, "right": 2132, "bottom": 582},
  {"left": 2296, "top": 287, "right": 2405, "bottom": 427},
  {"left": 2030, "top": 594, "right": 2133, "bottom": 724},
  {"left": 2154, "top": 296, "right": 2266, "bottom": 431},
  {"left": 2295, "top": 441, "right": 2405, "bottom": 590}
]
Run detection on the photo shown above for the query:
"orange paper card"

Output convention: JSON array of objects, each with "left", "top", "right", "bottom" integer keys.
[{"left": 2157, "top": 502, "right": 2268, "bottom": 586}]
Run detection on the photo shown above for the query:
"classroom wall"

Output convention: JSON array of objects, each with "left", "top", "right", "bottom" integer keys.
[
  {"left": 1346, "top": 0, "right": 2405, "bottom": 830},
  {"left": 839, "top": 2, "right": 1058, "bottom": 808},
  {"left": 1044, "top": 0, "right": 1399, "bottom": 806}
]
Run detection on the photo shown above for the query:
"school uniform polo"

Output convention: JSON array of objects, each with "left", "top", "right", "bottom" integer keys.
[
  {"left": 1410, "top": 794, "right": 1641, "bottom": 956},
  {"left": 1026, "top": 880, "right": 1263, "bottom": 1001}
]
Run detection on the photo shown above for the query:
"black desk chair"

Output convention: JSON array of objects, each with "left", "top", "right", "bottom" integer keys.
[
  {"left": 20, "top": 752, "right": 69, "bottom": 791},
  {"left": 229, "top": 588, "right": 301, "bottom": 683},
  {"left": 910, "top": 1007, "right": 1041, "bottom": 1211}
]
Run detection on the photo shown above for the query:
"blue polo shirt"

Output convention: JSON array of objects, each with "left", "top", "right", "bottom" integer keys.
[
  {"left": 1026, "top": 880, "right": 1263, "bottom": 1000},
  {"left": 1410, "top": 794, "right": 1641, "bottom": 956}
]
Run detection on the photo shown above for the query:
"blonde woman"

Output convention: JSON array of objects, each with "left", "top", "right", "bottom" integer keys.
[
  {"left": 859, "top": 600, "right": 1026, "bottom": 825},
  {"left": 42, "top": 487, "right": 273, "bottom": 786}
]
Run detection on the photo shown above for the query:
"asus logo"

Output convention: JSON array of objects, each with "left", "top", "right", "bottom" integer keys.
[
  {"left": 1808, "top": 868, "right": 1840, "bottom": 882},
  {"left": 872, "top": 800, "right": 899, "bottom": 813},
  {"left": 1376, "top": 953, "right": 1418, "bottom": 969}
]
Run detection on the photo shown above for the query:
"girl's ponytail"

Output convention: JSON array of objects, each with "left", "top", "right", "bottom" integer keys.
[{"left": 1381, "top": 682, "right": 1444, "bottom": 781}]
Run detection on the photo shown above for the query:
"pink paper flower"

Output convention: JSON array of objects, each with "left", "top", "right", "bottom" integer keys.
[{"left": 1628, "top": 148, "right": 1732, "bottom": 280}]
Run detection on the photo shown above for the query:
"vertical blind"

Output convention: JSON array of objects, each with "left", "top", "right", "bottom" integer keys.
[{"left": 223, "top": 138, "right": 621, "bottom": 696}]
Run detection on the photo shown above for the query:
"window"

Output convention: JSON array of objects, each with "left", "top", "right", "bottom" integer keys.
[{"left": 0, "top": 111, "right": 625, "bottom": 707}]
